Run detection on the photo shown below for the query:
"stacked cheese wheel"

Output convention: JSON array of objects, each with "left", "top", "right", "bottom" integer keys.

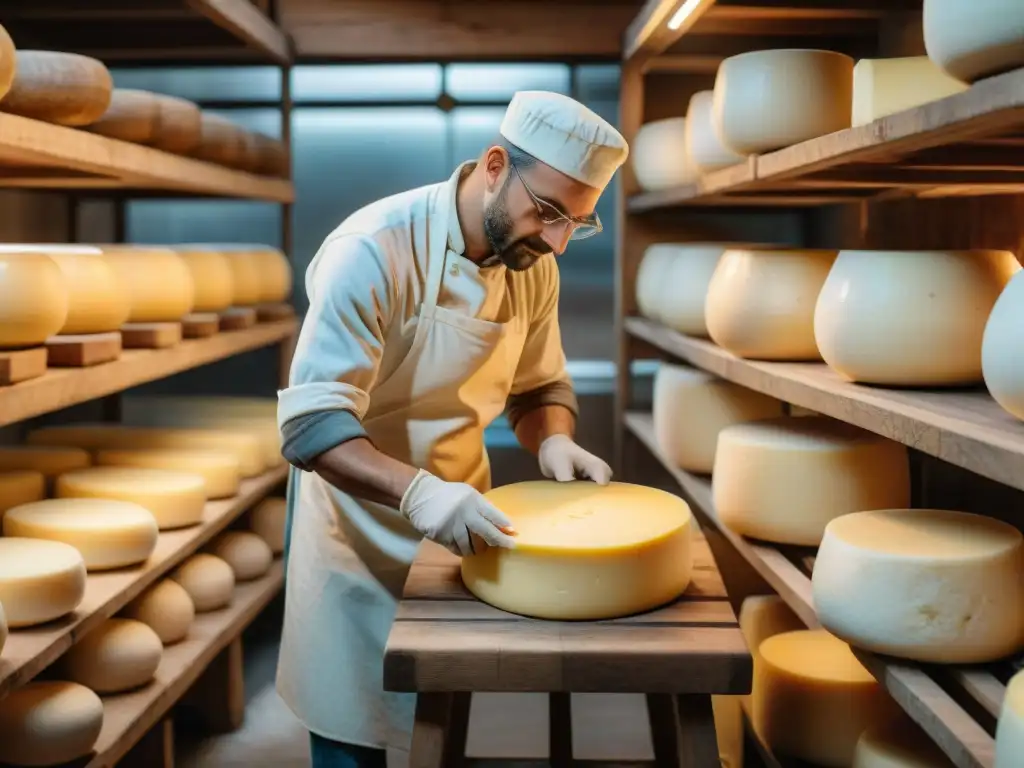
[{"left": 924, "top": 0, "right": 1024, "bottom": 85}]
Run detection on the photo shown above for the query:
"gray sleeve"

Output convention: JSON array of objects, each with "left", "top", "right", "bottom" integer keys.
[
  {"left": 281, "top": 410, "right": 369, "bottom": 471},
  {"left": 505, "top": 379, "right": 579, "bottom": 431}
]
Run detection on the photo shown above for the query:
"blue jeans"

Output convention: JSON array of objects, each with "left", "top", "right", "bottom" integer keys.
[{"left": 309, "top": 733, "right": 387, "bottom": 768}]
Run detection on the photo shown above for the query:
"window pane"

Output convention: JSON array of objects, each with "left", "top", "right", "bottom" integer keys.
[
  {"left": 575, "top": 65, "right": 621, "bottom": 103},
  {"left": 291, "top": 65, "right": 443, "bottom": 102},
  {"left": 109, "top": 67, "right": 281, "bottom": 101},
  {"left": 450, "top": 107, "right": 504, "bottom": 164},
  {"left": 446, "top": 64, "right": 570, "bottom": 101},
  {"left": 126, "top": 200, "right": 282, "bottom": 248}
]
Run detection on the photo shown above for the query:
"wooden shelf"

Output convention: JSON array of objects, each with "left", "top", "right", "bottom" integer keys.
[
  {"left": 0, "top": 319, "right": 297, "bottom": 429},
  {"left": 625, "top": 316, "right": 1024, "bottom": 496},
  {"left": 82, "top": 561, "right": 285, "bottom": 768},
  {"left": 0, "top": 464, "right": 287, "bottom": 699},
  {"left": 0, "top": 112, "right": 293, "bottom": 200},
  {"left": 624, "top": 411, "right": 1005, "bottom": 768},
  {"left": 0, "top": 0, "right": 292, "bottom": 64}
]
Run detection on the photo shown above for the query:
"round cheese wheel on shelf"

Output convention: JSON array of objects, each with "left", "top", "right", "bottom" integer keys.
[
  {"left": 61, "top": 617, "right": 162, "bottom": 694},
  {"left": 222, "top": 248, "right": 264, "bottom": 306},
  {"left": 253, "top": 132, "right": 289, "bottom": 177},
  {"left": 171, "top": 246, "right": 235, "bottom": 312},
  {"left": 172, "top": 553, "right": 235, "bottom": 612},
  {"left": 854, "top": 715, "right": 954, "bottom": 768},
  {"left": 95, "top": 448, "right": 241, "bottom": 499},
  {"left": 983, "top": 268, "right": 1024, "bottom": 422},
  {"left": 815, "top": 249, "right": 1020, "bottom": 386},
  {"left": 685, "top": 90, "right": 744, "bottom": 172},
  {"left": 653, "top": 243, "right": 748, "bottom": 337},
  {"left": 0, "top": 252, "right": 69, "bottom": 349},
  {"left": 0, "top": 50, "right": 112, "bottom": 126},
  {"left": 98, "top": 245, "right": 195, "bottom": 323},
  {"left": 461, "top": 481, "right": 693, "bottom": 620},
  {"left": 86, "top": 88, "right": 160, "bottom": 143},
  {"left": 631, "top": 117, "right": 695, "bottom": 192},
  {"left": 0, "top": 24, "right": 15, "bottom": 103},
  {"left": 56, "top": 466, "right": 206, "bottom": 531},
  {"left": 713, "top": 416, "right": 911, "bottom": 546},
  {"left": 0, "top": 470, "right": 45, "bottom": 517},
  {"left": 0, "top": 445, "right": 91, "bottom": 481},
  {"left": 209, "top": 530, "right": 273, "bottom": 581},
  {"left": 923, "top": 0, "right": 1024, "bottom": 84},
  {"left": 635, "top": 244, "right": 677, "bottom": 322},
  {"left": 249, "top": 497, "right": 286, "bottom": 554},
  {"left": 653, "top": 363, "right": 783, "bottom": 474},
  {"left": 149, "top": 93, "right": 202, "bottom": 154},
  {"left": 3, "top": 498, "right": 159, "bottom": 571},
  {"left": 236, "top": 129, "right": 262, "bottom": 173},
  {"left": 996, "top": 669, "right": 1024, "bottom": 768},
  {"left": 753, "top": 630, "right": 898, "bottom": 767},
  {"left": 0, "top": 681, "right": 103, "bottom": 767},
  {"left": 738, "top": 595, "right": 805, "bottom": 714},
  {"left": 814, "top": 508, "right": 1024, "bottom": 663},
  {"left": 706, "top": 248, "right": 838, "bottom": 361},
  {"left": 195, "top": 112, "right": 245, "bottom": 167},
  {"left": 41, "top": 247, "right": 131, "bottom": 334},
  {"left": 251, "top": 247, "right": 293, "bottom": 303},
  {"left": 0, "top": 538, "right": 86, "bottom": 628},
  {"left": 123, "top": 578, "right": 195, "bottom": 646}
]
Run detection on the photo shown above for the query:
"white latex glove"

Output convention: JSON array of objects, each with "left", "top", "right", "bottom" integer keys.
[
  {"left": 399, "top": 469, "right": 516, "bottom": 556},
  {"left": 538, "top": 434, "right": 613, "bottom": 485}
]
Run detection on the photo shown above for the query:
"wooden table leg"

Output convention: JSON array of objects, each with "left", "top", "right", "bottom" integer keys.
[
  {"left": 443, "top": 693, "right": 472, "bottom": 768},
  {"left": 646, "top": 694, "right": 681, "bottom": 767},
  {"left": 549, "top": 693, "right": 573, "bottom": 766},
  {"left": 409, "top": 693, "right": 456, "bottom": 768},
  {"left": 675, "top": 695, "right": 719, "bottom": 766}
]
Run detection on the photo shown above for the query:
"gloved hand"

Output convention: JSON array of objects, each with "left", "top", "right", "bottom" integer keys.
[
  {"left": 399, "top": 469, "right": 517, "bottom": 556},
  {"left": 538, "top": 434, "right": 613, "bottom": 485}
]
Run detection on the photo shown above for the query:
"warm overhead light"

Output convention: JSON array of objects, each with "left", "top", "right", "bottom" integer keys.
[{"left": 667, "top": 0, "right": 704, "bottom": 31}]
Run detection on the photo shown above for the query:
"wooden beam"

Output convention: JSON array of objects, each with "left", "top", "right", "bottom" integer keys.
[
  {"left": 187, "top": 0, "right": 293, "bottom": 64},
  {"left": 624, "top": 0, "right": 718, "bottom": 64}
]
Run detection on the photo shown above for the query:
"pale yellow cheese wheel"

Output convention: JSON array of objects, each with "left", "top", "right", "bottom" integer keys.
[
  {"left": 223, "top": 249, "right": 263, "bottom": 306},
  {"left": 149, "top": 94, "right": 202, "bottom": 155},
  {"left": 86, "top": 88, "right": 160, "bottom": 143},
  {"left": 815, "top": 250, "right": 1020, "bottom": 386},
  {"left": 0, "top": 24, "right": 15, "bottom": 103},
  {"left": 0, "top": 445, "right": 92, "bottom": 480},
  {"left": 855, "top": 712, "right": 955, "bottom": 767},
  {"left": 172, "top": 553, "right": 235, "bottom": 612},
  {"left": 209, "top": 530, "right": 273, "bottom": 581},
  {"left": 45, "top": 248, "right": 132, "bottom": 334},
  {"left": 56, "top": 467, "right": 206, "bottom": 531},
  {"left": 635, "top": 244, "right": 680, "bottom": 323},
  {"left": 996, "top": 669, "right": 1024, "bottom": 768},
  {"left": 122, "top": 578, "right": 195, "bottom": 646},
  {"left": 0, "top": 538, "right": 87, "bottom": 628},
  {"left": 0, "top": 252, "right": 69, "bottom": 348},
  {"left": 739, "top": 595, "right": 804, "bottom": 714},
  {"left": 99, "top": 245, "right": 195, "bottom": 322},
  {"left": 0, "top": 50, "right": 112, "bottom": 126},
  {"left": 95, "top": 448, "right": 241, "bottom": 499},
  {"left": 983, "top": 269, "right": 1024, "bottom": 422},
  {"left": 250, "top": 497, "right": 287, "bottom": 554},
  {"left": 251, "top": 247, "right": 293, "bottom": 303},
  {"left": 171, "top": 246, "right": 235, "bottom": 312},
  {"left": 685, "top": 90, "right": 744, "bottom": 172},
  {"left": 0, "top": 681, "right": 103, "bottom": 766},
  {"left": 852, "top": 57, "right": 968, "bottom": 127},
  {"left": 706, "top": 248, "right": 838, "bottom": 360},
  {"left": 924, "top": 0, "right": 1024, "bottom": 84},
  {"left": 0, "top": 470, "right": 45, "bottom": 518},
  {"left": 60, "top": 617, "right": 163, "bottom": 694},
  {"left": 631, "top": 117, "right": 695, "bottom": 192}
]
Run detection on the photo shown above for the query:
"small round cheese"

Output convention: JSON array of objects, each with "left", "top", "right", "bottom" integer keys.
[
  {"left": 3, "top": 498, "right": 159, "bottom": 571},
  {"left": 996, "top": 669, "right": 1024, "bottom": 768},
  {"left": 653, "top": 363, "right": 783, "bottom": 474},
  {"left": 753, "top": 630, "right": 897, "bottom": 767},
  {"left": 172, "top": 554, "right": 235, "bottom": 612},
  {"left": 0, "top": 470, "right": 46, "bottom": 517},
  {"left": 249, "top": 497, "right": 287, "bottom": 554},
  {"left": 1, "top": 50, "right": 112, "bottom": 126},
  {"left": 854, "top": 716, "right": 954, "bottom": 768},
  {"left": 56, "top": 467, "right": 206, "bottom": 531},
  {"left": 149, "top": 93, "right": 202, "bottom": 154},
  {"left": 172, "top": 247, "right": 235, "bottom": 312},
  {"left": 0, "top": 445, "right": 92, "bottom": 479},
  {"left": 61, "top": 617, "right": 162, "bottom": 694},
  {"left": 685, "top": 90, "right": 744, "bottom": 172},
  {"left": 123, "top": 578, "right": 195, "bottom": 646},
  {"left": 222, "top": 249, "right": 263, "bottom": 306},
  {"left": 30, "top": 248, "right": 130, "bottom": 335},
  {"left": 0, "top": 681, "right": 104, "bottom": 767},
  {"left": 196, "top": 112, "right": 246, "bottom": 167},
  {"left": 631, "top": 118, "right": 695, "bottom": 192},
  {"left": 209, "top": 530, "right": 273, "bottom": 581},
  {"left": 923, "top": 0, "right": 1024, "bottom": 84},
  {"left": 95, "top": 448, "right": 241, "bottom": 499},
  {"left": 713, "top": 49, "right": 854, "bottom": 155},
  {"left": 0, "top": 538, "right": 87, "bottom": 628},
  {"left": 713, "top": 417, "right": 911, "bottom": 546},
  {"left": 706, "top": 248, "right": 838, "bottom": 361},
  {"left": 461, "top": 481, "right": 693, "bottom": 620},
  {"left": 250, "top": 247, "right": 293, "bottom": 303},
  {"left": 86, "top": 88, "right": 160, "bottom": 143},
  {"left": 983, "top": 269, "right": 1024, "bottom": 422},
  {"left": 0, "top": 252, "right": 69, "bottom": 349},
  {"left": 815, "top": 249, "right": 1020, "bottom": 386},
  {"left": 99, "top": 245, "right": 195, "bottom": 322},
  {"left": 814, "top": 509, "right": 1024, "bottom": 664}
]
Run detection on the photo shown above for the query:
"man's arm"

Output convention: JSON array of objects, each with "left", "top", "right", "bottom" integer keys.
[{"left": 513, "top": 404, "right": 575, "bottom": 455}]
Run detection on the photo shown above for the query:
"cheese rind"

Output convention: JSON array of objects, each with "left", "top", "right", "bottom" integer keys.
[
  {"left": 0, "top": 252, "right": 69, "bottom": 349},
  {"left": 654, "top": 244, "right": 734, "bottom": 337},
  {"left": 172, "top": 554, "right": 235, "bottom": 612},
  {"left": 923, "top": 0, "right": 1024, "bottom": 84},
  {"left": 0, "top": 538, "right": 87, "bottom": 628},
  {"left": 46, "top": 249, "right": 132, "bottom": 334},
  {"left": 95, "top": 448, "right": 241, "bottom": 499},
  {"left": 635, "top": 244, "right": 678, "bottom": 323},
  {"left": 814, "top": 509, "right": 1024, "bottom": 663},
  {"left": 0, "top": 470, "right": 46, "bottom": 517},
  {"left": 852, "top": 57, "right": 968, "bottom": 127},
  {"left": 983, "top": 269, "right": 1024, "bottom": 422},
  {"left": 713, "top": 416, "right": 911, "bottom": 546},
  {"left": 123, "top": 578, "right": 195, "bottom": 645},
  {"left": 61, "top": 618, "right": 163, "bottom": 694},
  {"left": 854, "top": 715, "right": 954, "bottom": 768},
  {"left": 2, "top": 50, "right": 113, "bottom": 126},
  {"left": 171, "top": 247, "right": 235, "bottom": 312},
  {"left": 461, "top": 481, "right": 693, "bottom": 620},
  {"left": 996, "top": 669, "right": 1024, "bottom": 768},
  {"left": 209, "top": 531, "right": 273, "bottom": 581},
  {"left": 99, "top": 245, "right": 195, "bottom": 322},
  {"left": 685, "top": 90, "right": 745, "bottom": 172},
  {"left": 0, "top": 445, "right": 92, "bottom": 479},
  {"left": 631, "top": 118, "right": 696, "bottom": 192},
  {"left": 0, "top": 681, "right": 104, "bottom": 767},
  {"left": 249, "top": 497, "right": 287, "bottom": 554}
]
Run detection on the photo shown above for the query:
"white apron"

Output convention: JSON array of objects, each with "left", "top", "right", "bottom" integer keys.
[{"left": 276, "top": 168, "right": 528, "bottom": 752}]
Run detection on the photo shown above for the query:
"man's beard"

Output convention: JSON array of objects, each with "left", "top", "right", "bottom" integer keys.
[{"left": 482, "top": 182, "right": 550, "bottom": 271}]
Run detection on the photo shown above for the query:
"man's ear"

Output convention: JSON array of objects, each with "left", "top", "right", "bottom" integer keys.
[{"left": 483, "top": 146, "right": 509, "bottom": 189}]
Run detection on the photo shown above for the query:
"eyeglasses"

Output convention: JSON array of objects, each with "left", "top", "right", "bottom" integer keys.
[{"left": 509, "top": 161, "right": 603, "bottom": 241}]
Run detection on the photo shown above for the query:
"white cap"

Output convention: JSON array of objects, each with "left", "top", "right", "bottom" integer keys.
[{"left": 499, "top": 90, "right": 629, "bottom": 190}]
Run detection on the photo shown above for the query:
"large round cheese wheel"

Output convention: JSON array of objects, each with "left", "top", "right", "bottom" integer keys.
[
  {"left": 123, "top": 578, "right": 195, "bottom": 646},
  {"left": 209, "top": 530, "right": 273, "bottom": 581},
  {"left": 651, "top": 244, "right": 742, "bottom": 337},
  {"left": 854, "top": 715, "right": 954, "bottom": 768},
  {"left": 653, "top": 363, "right": 783, "bottom": 474},
  {"left": 852, "top": 57, "right": 968, "bottom": 127},
  {"left": 713, "top": 416, "right": 911, "bottom": 546},
  {"left": 251, "top": 246, "right": 293, "bottom": 303},
  {"left": 0, "top": 445, "right": 91, "bottom": 479},
  {"left": 172, "top": 553, "right": 235, "bottom": 612},
  {"left": 61, "top": 617, "right": 162, "bottom": 694},
  {"left": 753, "top": 629, "right": 897, "bottom": 767},
  {"left": 635, "top": 244, "right": 678, "bottom": 322},
  {"left": 0, "top": 470, "right": 45, "bottom": 517},
  {"left": 983, "top": 268, "right": 1024, "bottom": 422},
  {"left": 706, "top": 248, "right": 838, "bottom": 360},
  {"left": 923, "top": 0, "right": 1024, "bottom": 84},
  {"left": 996, "top": 669, "right": 1024, "bottom": 768},
  {"left": 223, "top": 249, "right": 263, "bottom": 306},
  {"left": 195, "top": 112, "right": 245, "bottom": 167},
  {"left": 0, "top": 538, "right": 86, "bottom": 628},
  {"left": 95, "top": 448, "right": 241, "bottom": 499},
  {"left": 149, "top": 94, "right": 202, "bottom": 154},
  {"left": 86, "top": 88, "right": 160, "bottom": 143},
  {"left": 249, "top": 497, "right": 287, "bottom": 554},
  {"left": 0, "top": 24, "right": 14, "bottom": 102},
  {"left": 0, "top": 681, "right": 103, "bottom": 767},
  {"left": 99, "top": 245, "right": 195, "bottom": 322},
  {"left": 739, "top": 595, "right": 804, "bottom": 712},
  {"left": 0, "top": 50, "right": 112, "bottom": 126},
  {"left": 631, "top": 118, "right": 695, "bottom": 192},
  {"left": 814, "top": 509, "right": 1024, "bottom": 663},
  {"left": 42, "top": 248, "right": 132, "bottom": 334},
  {"left": 461, "top": 481, "right": 693, "bottom": 620},
  {"left": 3, "top": 498, "right": 159, "bottom": 571},
  {"left": 56, "top": 467, "right": 206, "bottom": 531},
  {"left": 0, "top": 252, "right": 69, "bottom": 348},
  {"left": 815, "top": 249, "right": 1020, "bottom": 386},
  {"left": 685, "top": 90, "right": 744, "bottom": 172},
  {"left": 171, "top": 247, "right": 235, "bottom": 312}
]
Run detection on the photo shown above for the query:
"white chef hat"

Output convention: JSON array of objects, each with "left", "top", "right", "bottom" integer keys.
[{"left": 499, "top": 90, "right": 629, "bottom": 191}]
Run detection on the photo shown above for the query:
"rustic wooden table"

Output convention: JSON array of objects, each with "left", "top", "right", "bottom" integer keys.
[{"left": 384, "top": 536, "right": 752, "bottom": 767}]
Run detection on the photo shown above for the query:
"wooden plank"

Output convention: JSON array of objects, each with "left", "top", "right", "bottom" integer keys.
[
  {"left": 0, "top": 347, "right": 48, "bottom": 386},
  {"left": 187, "top": 0, "right": 293, "bottom": 64},
  {"left": 45, "top": 332, "right": 122, "bottom": 367},
  {"left": 625, "top": 317, "right": 1024, "bottom": 496},
  {"left": 0, "top": 318, "right": 297, "bottom": 429},
  {"left": 0, "top": 465, "right": 287, "bottom": 699}
]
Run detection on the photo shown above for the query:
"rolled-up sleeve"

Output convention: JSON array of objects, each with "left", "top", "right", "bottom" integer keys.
[{"left": 277, "top": 233, "right": 395, "bottom": 470}]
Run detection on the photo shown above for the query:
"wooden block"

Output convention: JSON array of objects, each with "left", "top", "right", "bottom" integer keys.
[
  {"left": 45, "top": 332, "right": 122, "bottom": 367},
  {"left": 0, "top": 346, "right": 47, "bottom": 385},
  {"left": 121, "top": 323, "right": 183, "bottom": 349},
  {"left": 256, "top": 302, "right": 295, "bottom": 322},
  {"left": 219, "top": 307, "right": 258, "bottom": 331},
  {"left": 182, "top": 313, "right": 221, "bottom": 339}
]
